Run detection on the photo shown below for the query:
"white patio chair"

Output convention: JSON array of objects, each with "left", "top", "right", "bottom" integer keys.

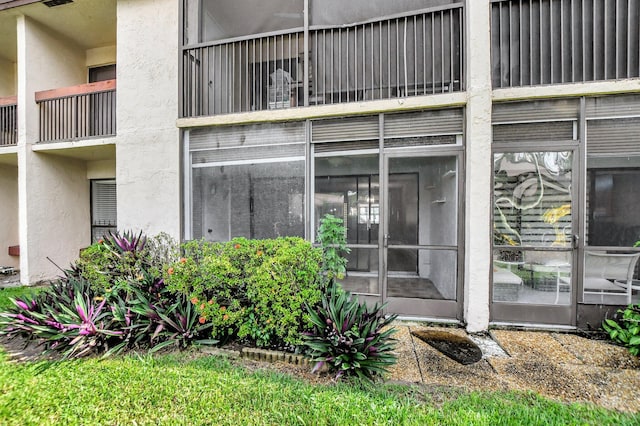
[{"left": 583, "top": 251, "right": 640, "bottom": 305}]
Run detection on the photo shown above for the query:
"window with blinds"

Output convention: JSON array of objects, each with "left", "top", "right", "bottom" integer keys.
[
  {"left": 91, "top": 180, "right": 117, "bottom": 242},
  {"left": 310, "top": 108, "right": 463, "bottom": 150}
]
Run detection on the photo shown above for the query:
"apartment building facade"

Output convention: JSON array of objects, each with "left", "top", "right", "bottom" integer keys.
[{"left": 1, "top": 0, "right": 639, "bottom": 332}]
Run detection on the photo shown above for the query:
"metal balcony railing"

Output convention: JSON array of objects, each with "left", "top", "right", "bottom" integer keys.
[
  {"left": 0, "top": 96, "right": 17, "bottom": 146},
  {"left": 36, "top": 80, "right": 116, "bottom": 142},
  {"left": 491, "top": 0, "right": 640, "bottom": 88},
  {"left": 181, "top": 5, "right": 464, "bottom": 117}
]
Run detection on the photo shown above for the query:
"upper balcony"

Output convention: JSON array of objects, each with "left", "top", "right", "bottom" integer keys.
[
  {"left": 36, "top": 80, "right": 116, "bottom": 143},
  {"left": 491, "top": 0, "right": 640, "bottom": 88},
  {"left": 181, "top": 0, "right": 464, "bottom": 118},
  {"left": 0, "top": 95, "right": 16, "bottom": 146},
  {"left": 0, "top": 0, "right": 116, "bottom": 145}
]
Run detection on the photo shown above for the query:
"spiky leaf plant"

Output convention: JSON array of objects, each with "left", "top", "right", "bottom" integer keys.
[{"left": 303, "top": 282, "right": 398, "bottom": 381}]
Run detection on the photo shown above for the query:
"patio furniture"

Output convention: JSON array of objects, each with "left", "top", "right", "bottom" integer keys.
[
  {"left": 583, "top": 251, "right": 640, "bottom": 305},
  {"left": 526, "top": 260, "right": 571, "bottom": 304},
  {"left": 493, "top": 260, "right": 524, "bottom": 301}
]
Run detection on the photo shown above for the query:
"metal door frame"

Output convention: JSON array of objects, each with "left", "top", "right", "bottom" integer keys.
[
  {"left": 489, "top": 140, "right": 580, "bottom": 327},
  {"left": 381, "top": 146, "right": 464, "bottom": 320}
]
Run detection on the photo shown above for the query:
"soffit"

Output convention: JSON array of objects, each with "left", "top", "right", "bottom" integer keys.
[{"left": 0, "top": 0, "right": 116, "bottom": 63}]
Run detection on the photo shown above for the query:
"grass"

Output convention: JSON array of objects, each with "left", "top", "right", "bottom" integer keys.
[
  {"left": 0, "top": 285, "right": 637, "bottom": 424},
  {"left": 0, "top": 350, "right": 637, "bottom": 426},
  {"left": 0, "top": 285, "right": 44, "bottom": 312}
]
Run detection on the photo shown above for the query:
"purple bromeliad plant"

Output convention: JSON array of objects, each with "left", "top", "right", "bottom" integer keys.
[
  {"left": 105, "top": 230, "right": 147, "bottom": 253},
  {"left": 302, "top": 282, "right": 398, "bottom": 382},
  {"left": 0, "top": 230, "right": 216, "bottom": 359}
]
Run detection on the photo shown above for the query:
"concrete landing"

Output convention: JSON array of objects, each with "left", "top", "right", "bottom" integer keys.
[{"left": 388, "top": 322, "right": 640, "bottom": 413}]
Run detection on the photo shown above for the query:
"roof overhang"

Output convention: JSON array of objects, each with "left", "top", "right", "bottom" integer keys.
[{"left": 0, "top": 0, "right": 40, "bottom": 12}]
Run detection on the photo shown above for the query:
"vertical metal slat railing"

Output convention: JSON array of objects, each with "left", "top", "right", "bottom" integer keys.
[
  {"left": 181, "top": 6, "right": 464, "bottom": 117},
  {"left": 0, "top": 102, "right": 17, "bottom": 146},
  {"left": 491, "top": 0, "right": 640, "bottom": 88},
  {"left": 37, "top": 88, "right": 116, "bottom": 143}
]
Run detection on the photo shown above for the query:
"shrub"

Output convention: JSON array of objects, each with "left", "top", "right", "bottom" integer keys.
[
  {"left": 302, "top": 282, "right": 398, "bottom": 381},
  {"left": 316, "top": 214, "right": 351, "bottom": 284},
  {"left": 166, "top": 237, "right": 323, "bottom": 349},
  {"left": 0, "top": 231, "right": 215, "bottom": 358},
  {"left": 603, "top": 304, "right": 640, "bottom": 356},
  {"left": 73, "top": 231, "right": 178, "bottom": 293}
]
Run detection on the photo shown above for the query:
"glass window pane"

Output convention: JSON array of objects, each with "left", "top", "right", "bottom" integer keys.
[
  {"left": 494, "top": 152, "right": 573, "bottom": 248},
  {"left": 584, "top": 155, "right": 640, "bottom": 305},
  {"left": 338, "top": 247, "right": 380, "bottom": 295},
  {"left": 586, "top": 156, "right": 640, "bottom": 247},
  {"left": 388, "top": 248, "right": 456, "bottom": 300},
  {"left": 493, "top": 249, "right": 572, "bottom": 305},
  {"left": 200, "top": 0, "right": 303, "bottom": 42},
  {"left": 91, "top": 180, "right": 117, "bottom": 243},
  {"left": 314, "top": 155, "right": 379, "bottom": 242},
  {"left": 582, "top": 250, "right": 640, "bottom": 305},
  {"left": 389, "top": 156, "right": 458, "bottom": 246},
  {"left": 192, "top": 161, "right": 304, "bottom": 241}
]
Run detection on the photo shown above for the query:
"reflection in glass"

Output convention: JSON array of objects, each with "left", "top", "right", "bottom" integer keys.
[
  {"left": 315, "top": 155, "right": 380, "bottom": 279},
  {"left": 492, "top": 249, "right": 571, "bottom": 305},
  {"left": 587, "top": 156, "right": 640, "bottom": 247},
  {"left": 494, "top": 152, "right": 572, "bottom": 248},
  {"left": 192, "top": 161, "right": 304, "bottom": 241}
]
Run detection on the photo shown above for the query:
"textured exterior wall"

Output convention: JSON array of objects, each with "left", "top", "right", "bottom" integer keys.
[
  {"left": 463, "top": 0, "right": 492, "bottom": 332},
  {"left": 20, "top": 152, "right": 89, "bottom": 280},
  {"left": 116, "top": 0, "right": 180, "bottom": 238},
  {"left": 0, "top": 57, "right": 15, "bottom": 97},
  {"left": 0, "top": 165, "right": 19, "bottom": 268},
  {"left": 86, "top": 45, "right": 116, "bottom": 68},
  {"left": 87, "top": 159, "right": 116, "bottom": 180},
  {"left": 17, "top": 15, "right": 90, "bottom": 283}
]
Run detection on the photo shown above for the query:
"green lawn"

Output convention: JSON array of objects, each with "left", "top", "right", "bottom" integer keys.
[
  {"left": 0, "top": 286, "right": 44, "bottom": 312},
  {"left": 0, "top": 350, "right": 637, "bottom": 426}
]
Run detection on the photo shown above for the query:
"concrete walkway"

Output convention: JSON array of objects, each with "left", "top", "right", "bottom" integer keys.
[
  {"left": 389, "top": 322, "right": 640, "bottom": 413},
  {"left": 0, "top": 271, "right": 20, "bottom": 288}
]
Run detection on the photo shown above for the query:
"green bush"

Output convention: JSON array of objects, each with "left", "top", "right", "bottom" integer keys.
[
  {"left": 316, "top": 214, "right": 350, "bottom": 284},
  {"left": 603, "top": 304, "right": 640, "bottom": 356},
  {"left": 74, "top": 231, "right": 179, "bottom": 293},
  {"left": 165, "top": 237, "right": 323, "bottom": 349}
]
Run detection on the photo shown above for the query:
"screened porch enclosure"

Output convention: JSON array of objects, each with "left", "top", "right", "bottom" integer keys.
[
  {"left": 491, "top": 0, "right": 640, "bottom": 88},
  {"left": 187, "top": 121, "right": 306, "bottom": 242},
  {"left": 181, "top": 0, "right": 463, "bottom": 117}
]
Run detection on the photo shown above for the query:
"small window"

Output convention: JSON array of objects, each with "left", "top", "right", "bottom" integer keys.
[
  {"left": 587, "top": 164, "right": 640, "bottom": 247},
  {"left": 89, "top": 64, "right": 116, "bottom": 83},
  {"left": 91, "top": 180, "right": 117, "bottom": 242}
]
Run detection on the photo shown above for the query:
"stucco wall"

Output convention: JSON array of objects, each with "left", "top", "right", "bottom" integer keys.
[
  {"left": 116, "top": 0, "right": 180, "bottom": 238},
  {"left": 17, "top": 16, "right": 90, "bottom": 283},
  {"left": 463, "top": 0, "right": 492, "bottom": 332},
  {"left": 21, "top": 152, "right": 90, "bottom": 281},
  {"left": 0, "top": 57, "right": 16, "bottom": 97},
  {"left": 17, "top": 15, "right": 86, "bottom": 143},
  {"left": 87, "top": 159, "right": 116, "bottom": 180},
  {"left": 86, "top": 45, "right": 116, "bottom": 68},
  {"left": 0, "top": 165, "right": 19, "bottom": 268}
]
